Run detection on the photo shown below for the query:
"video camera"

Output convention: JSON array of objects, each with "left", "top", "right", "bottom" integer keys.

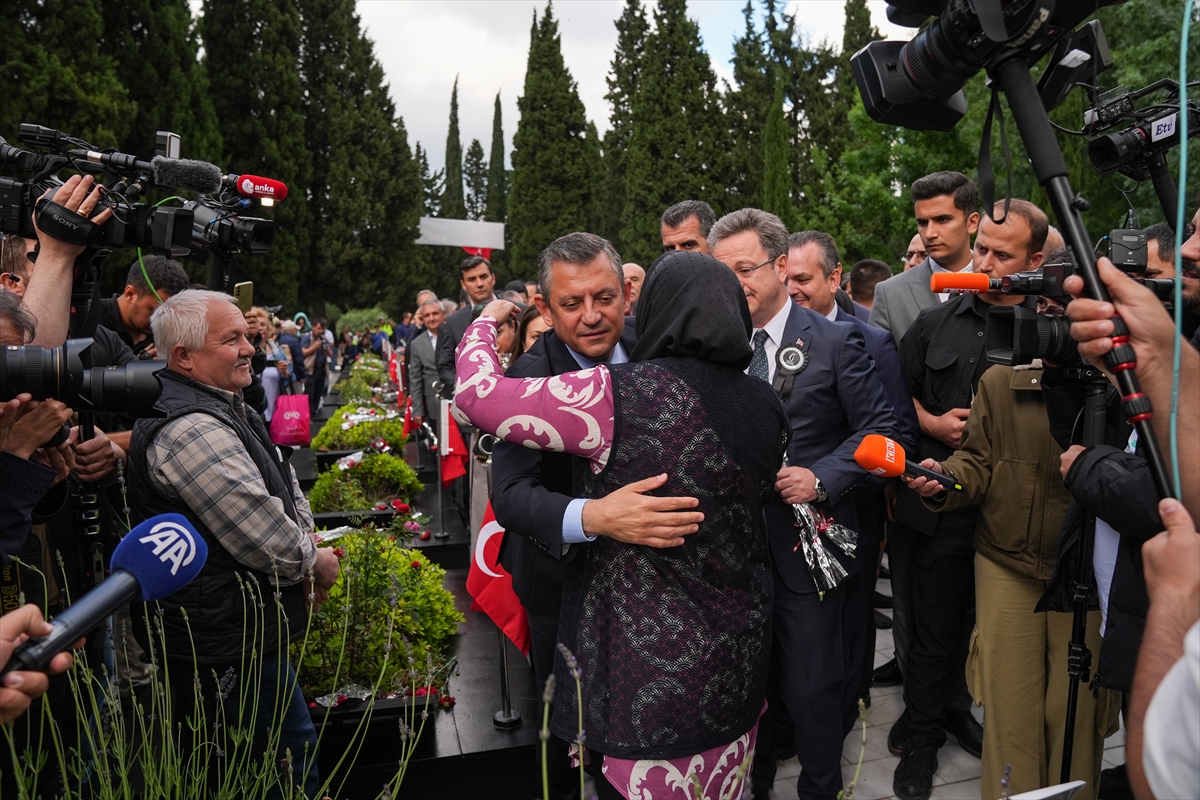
[
  {"left": 0, "top": 338, "right": 165, "bottom": 418},
  {"left": 1085, "top": 79, "right": 1200, "bottom": 221},
  {"left": 0, "top": 124, "right": 196, "bottom": 252},
  {"left": 851, "top": 0, "right": 1124, "bottom": 133}
]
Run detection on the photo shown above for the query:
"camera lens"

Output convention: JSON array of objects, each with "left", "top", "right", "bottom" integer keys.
[
  {"left": 1087, "top": 127, "right": 1147, "bottom": 175},
  {"left": 78, "top": 360, "right": 166, "bottom": 417},
  {"left": 0, "top": 342, "right": 64, "bottom": 401}
]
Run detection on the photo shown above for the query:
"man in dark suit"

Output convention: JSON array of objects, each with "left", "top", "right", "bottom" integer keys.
[
  {"left": 436, "top": 255, "right": 497, "bottom": 397},
  {"left": 710, "top": 210, "right": 900, "bottom": 800},
  {"left": 868, "top": 171, "right": 981, "bottom": 703},
  {"left": 786, "top": 230, "right": 921, "bottom": 701},
  {"left": 490, "top": 232, "right": 704, "bottom": 800}
]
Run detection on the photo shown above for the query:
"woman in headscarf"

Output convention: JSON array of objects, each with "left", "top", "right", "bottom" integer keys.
[{"left": 454, "top": 251, "right": 789, "bottom": 799}]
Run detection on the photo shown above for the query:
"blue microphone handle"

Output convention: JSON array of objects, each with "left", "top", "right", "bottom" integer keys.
[{"left": 0, "top": 570, "right": 139, "bottom": 678}]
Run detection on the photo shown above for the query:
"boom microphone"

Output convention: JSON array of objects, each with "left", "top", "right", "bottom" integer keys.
[
  {"left": 224, "top": 174, "right": 288, "bottom": 201},
  {"left": 0, "top": 514, "right": 207, "bottom": 677},
  {"left": 929, "top": 273, "right": 998, "bottom": 294},
  {"left": 854, "top": 434, "right": 963, "bottom": 493},
  {"left": 150, "top": 155, "right": 223, "bottom": 194}
]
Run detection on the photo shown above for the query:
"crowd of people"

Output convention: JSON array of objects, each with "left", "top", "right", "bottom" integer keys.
[
  {"left": 0, "top": 161, "right": 1195, "bottom": 800},
  {"left": 440, "top": 176, "right": 1199, "bottom": 800}
]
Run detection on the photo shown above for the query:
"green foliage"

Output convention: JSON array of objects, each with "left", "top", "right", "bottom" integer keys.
[
  {"left": 618, "top": 0, "right": 729, "bottom": 265},
  {"left": 297, "top": 0, "right": 422, "bottom": 318},
  {"left": 464, "top": 138, "right": 488, "bottom": 221},
  {"left": 762, "top": 77, "right": 797, "bottom": 229},
  {"left": 308, "top": 454, "right": 423, "bottom": 513},
  {"left": 337, "top": 307, "right": 389, "bottom": 335},
  {"left": 599, "top": 0, "right": 650, "bottom": 250},
  {"left": 336, "top": 374, "right": 376, "bottom": 404},
  {"left": 0, "top": 0, "right": 136, "bottom": 151},
  {"left": 349, "top": 354, "right": 390, "bottom": 387},
  {"left": 508, "top": 3, "right": 595, "bottom": 272},
  {"left": 485, "top": 94, "right": 510, "bottom": 278},
  {"left": 297, "top": 534, "right": 462, "bottom": 699},
  {"left": 441, "top": 77, "right": 467, "bottom": 220},
  {"left": 200, "top": 0, "right": 311, "bottom": 310},
  {"left": 100, "top": 0, "right": 223, "bottom": 163},
  {"left": 311, "top": 403, "right": 408, "bottom": 451}
]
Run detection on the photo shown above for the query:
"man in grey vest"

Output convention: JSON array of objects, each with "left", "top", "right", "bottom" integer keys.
[{"left": 126, "top": 290, "right": 339, "bottom": 799}]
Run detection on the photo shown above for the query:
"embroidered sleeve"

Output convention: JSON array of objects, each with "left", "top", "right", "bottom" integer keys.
[{"left": 453, "top": 317, "right": 614, "bottom": 468}]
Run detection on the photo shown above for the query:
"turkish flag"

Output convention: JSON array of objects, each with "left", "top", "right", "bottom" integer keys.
[
  {"left": 441, "top": 415, "right": 469, "bottom": 488},
  {"left": 466, "top": 502, "right": 530, "bottom": 655},
  {"left": 388, "top": 352, "right": 399, "bottom": 387},
  {"left": 402, "top": 395, "right": 414, "bottom": 441}
]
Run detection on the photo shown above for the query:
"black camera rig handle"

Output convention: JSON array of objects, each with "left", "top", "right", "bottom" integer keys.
[{"left": 990, "top": 56, "right": 1174, "bottom": 502}]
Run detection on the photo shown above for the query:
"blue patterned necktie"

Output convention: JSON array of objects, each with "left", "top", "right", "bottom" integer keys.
[{"left": 749, "top": 329, "right": 770, "bottom": 383}]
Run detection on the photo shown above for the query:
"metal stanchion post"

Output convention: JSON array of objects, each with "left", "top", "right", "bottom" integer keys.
[{"left": 493, "top": 627, "right": 521, "bottom": 729}]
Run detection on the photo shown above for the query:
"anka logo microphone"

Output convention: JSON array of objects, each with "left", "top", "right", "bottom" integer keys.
[
  {"left": 138, "top": 519, "right": 198, "bottom": 576},
  {"left": 227, "top": 174, "right": 289, "bottom": 201},
  {"left": 0, "top": 513, "right": 207, "bottom": 677}
]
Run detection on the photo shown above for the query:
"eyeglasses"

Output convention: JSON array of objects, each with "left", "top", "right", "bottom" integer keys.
[
  {"left": 901, "top": 251, "right": 927, "bottom": 262},
  {"left": 732, "top": 257, "right": 778, "bottom": 280}
]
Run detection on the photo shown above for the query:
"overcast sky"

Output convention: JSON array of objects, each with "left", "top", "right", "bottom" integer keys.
[{"left": 357, "top": 1, "right": 917, "bottom": 175}]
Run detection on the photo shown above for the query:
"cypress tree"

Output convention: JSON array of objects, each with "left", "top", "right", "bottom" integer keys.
[
  {"left": 441, "top": 77, "right": 466, "bottom": 219},
  {"left": 484, "top": 93, "right": 508, "bottom": 224},
  {"left": 508, "top": 4, "right": 594, "bottom": 271},
  {"left": 200, "top": 0, "right": 312, "bottom": 309},
  {"left": 296, "top": 0, "right": 422, "bottom": 315},
  {"left": 416, "top": 143, "right": 443, "bottom": 217},
  {"left": 725, "top": 1, "right": 773, "bottom": 211},
  {"left": 762, "top": 76, "right": 795, "bottom": 229},
  {"left": 463, "top": 139, "right": 487, "bottom": 221},
  {"left": 620, "top": 0, "right": 728, "bottom": 264},
  {"left": 0, "top": 0, "right": 136, "bottom": 149},
  {"left": 100, "top": 0, "right": 222, "bottom": 162},
  {"left": 484, "top": 93, "right": 509, "bottom": 277},
  {"left": 600, "top": 0, "right": 649, "bottom": 249}
]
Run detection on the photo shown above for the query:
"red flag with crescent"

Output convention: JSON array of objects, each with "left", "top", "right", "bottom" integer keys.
[{"left": 466, "top": 502, "right": 530, "bottom": 655}]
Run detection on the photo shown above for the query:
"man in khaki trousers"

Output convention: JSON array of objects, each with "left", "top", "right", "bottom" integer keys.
[{"left": 906, "top": 359, "right": 1120, "bottom": 799}]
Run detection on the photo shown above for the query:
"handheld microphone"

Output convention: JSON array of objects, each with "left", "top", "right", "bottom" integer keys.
[
  {"left": 150, "top": 155, "right": 223, "bottom": 194},
  {"left": 0, "top": 514, "right": 207, "bottom": 677},
  {"left": 224, "top": 174, "right": 288, "bottom": 201},
  {"left": 854, "top": 434, "right": 963, "bottom": 493},
  {"left": 929, "top": 272, "right": 998, "bottom": 294}
]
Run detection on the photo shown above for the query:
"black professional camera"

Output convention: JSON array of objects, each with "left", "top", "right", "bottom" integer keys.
[
  {"left": 985, "top": 262, "right": 1176, "bottom": 367},
  {"left": 0, "top": 125, "right": 194, "bottom": 252},
  {"left": 851, "top": 0, "right": 1123, "bottom": 133},
  {"left": 185, "top": 199, "right": 274, "bottom": 263},
  {"left": 1086, "top": 81, "right": 1200, "bottom": 181},
  {"left": 0, "top": 338, "right": 165, "bottom": 417}
]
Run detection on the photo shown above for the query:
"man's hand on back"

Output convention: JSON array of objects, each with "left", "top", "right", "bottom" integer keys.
[
  {"left": 308, "top": 539, "right": 341, "bottom": 608},
  {"left": 581, "top": 474, "right": 703, "bottom": 548}
]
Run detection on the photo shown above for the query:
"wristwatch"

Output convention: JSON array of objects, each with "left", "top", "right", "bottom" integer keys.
[{"left": 813, "top": 477, "right": 828, "bottom": 504}]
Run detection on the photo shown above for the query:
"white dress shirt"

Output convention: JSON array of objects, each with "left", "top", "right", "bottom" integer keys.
[
  {"left": 931, "top": 259, "right": 975, "bottom": 302},
  {"left": 747, "top": 300, "right": 793, "bottom": 384}
]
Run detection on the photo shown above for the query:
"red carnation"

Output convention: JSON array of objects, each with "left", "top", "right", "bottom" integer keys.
[
  {"left": 332, "top": 548, "right": 345, "bottom": 558},
  {"left": 419, "top": 531, "right": 431, "bottom": 541},
  {"left": 411, "top": 560, "right": 421, "bottom": 569},
  {"left": 439, "top": 695, "right": 456, "bottom": 709}
]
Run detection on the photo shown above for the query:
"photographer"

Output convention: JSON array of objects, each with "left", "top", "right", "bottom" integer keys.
[
  {"left": 96, "top": 256, "right": 190, "bottom": 358},
  {"left": 22, "top": 175, "right": 112, "bottom": 347}
]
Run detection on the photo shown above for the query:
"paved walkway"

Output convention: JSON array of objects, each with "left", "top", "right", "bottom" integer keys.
[{"left": 768, "top": 573, "right": 1126, "bottom": 800}]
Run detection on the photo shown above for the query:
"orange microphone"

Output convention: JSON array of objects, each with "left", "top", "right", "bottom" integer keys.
[
  {"left": 929, "top": 272, "right": 998, "bottom": 294},
  {"left": 853, "top": 434, "right": 963, "bottom": 492}
]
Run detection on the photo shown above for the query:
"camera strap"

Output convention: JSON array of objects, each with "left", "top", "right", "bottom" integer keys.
[
  {"left": 978, "top": 89, "right": 1013, "bottom": 224},
  {"left": 33, "top": 199, "right": 103, "bottom": 247}
]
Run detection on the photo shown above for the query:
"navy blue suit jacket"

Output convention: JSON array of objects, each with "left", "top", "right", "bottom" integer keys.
[
  {"left": 835, "top": 307, "right": 919, "bottom": 454},
  {"left": 764, "top": 303, "right": 900, "bottom": 594},
  {"left": 490, "top": 324, "right": 638, "bottom": 616}
]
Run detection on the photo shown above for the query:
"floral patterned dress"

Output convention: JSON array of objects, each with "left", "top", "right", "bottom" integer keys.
[{"left": 455, "top": 316, "right": 788, "bottom": 800}]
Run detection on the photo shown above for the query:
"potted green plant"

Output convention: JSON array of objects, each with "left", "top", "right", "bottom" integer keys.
[
  {"left": 298, "top": 530, "right": 463, "bottom": 785},
  {"left": 308, "top": 453, "right": 424, "bottom": 527},
  {"left": 311, "top": 403, "right": 409, "bottom": 471}
]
